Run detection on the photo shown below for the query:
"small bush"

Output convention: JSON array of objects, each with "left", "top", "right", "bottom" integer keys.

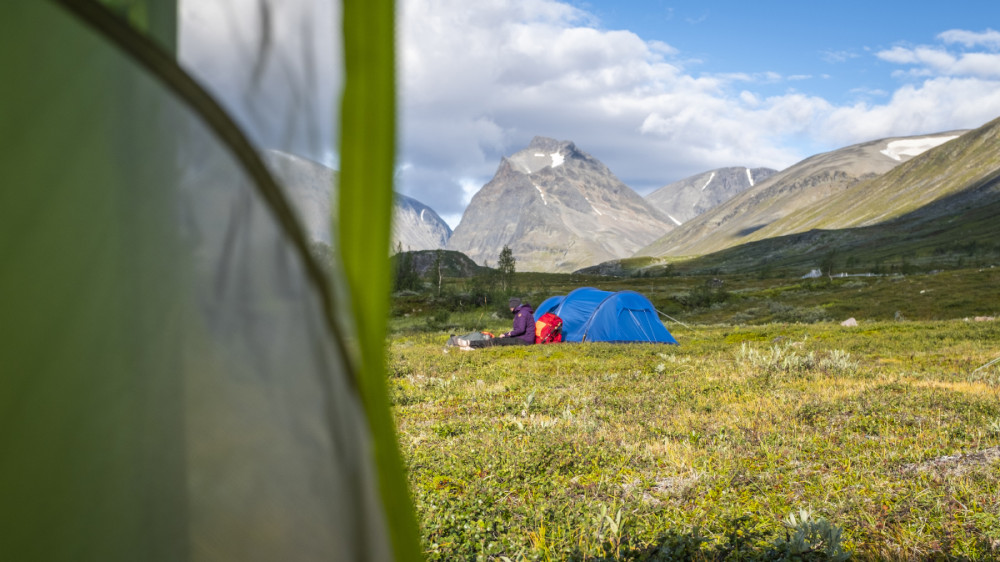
[
  {"left": 818, "top": 349, "right": 858, "bottom": 373},
  {"left": 764, "top": 509, "right": 850, "bottom": 561},
  {"left": 425, "top": 309, "right": 451, "bottom": 331},
  {"left": 736, "top": 343, "right": 857, "bottom": 376},
  {"left": 677, "top": 281, "right": 730, "bottom": 310}
]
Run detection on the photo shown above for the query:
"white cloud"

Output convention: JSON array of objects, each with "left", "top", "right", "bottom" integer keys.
[
  {"left": 951, "top": 53, "right": 1000, "bottom": 78},
  {"left": 878, "top": 46, "right": 951, "bottom": 67},
  {"left": 938, "top": 28, "right": 1000, "bottom": 50},
  {"left": 877, "top": 38, "right": 1000, "bottom": 79},
  {"left": 438, "top": 177, "right": 488, "bottom": 228},
  {"left": 648, "top": 40, "right": 679, "bottom": 57},
  {"left": 822, "top": 77, "right": 1000, "bottom": 144},
  {"left": 821, "top": 49, "right": 859, "bottom": 64},
  {"left": 849, "top": 86, "right": 889, "bottom": 98},
  {"left": 739, "top": 91, "right": 760, "bottom": 107},
  {"left": 716, "top": 71, "right": 784, "bottom": 84}
]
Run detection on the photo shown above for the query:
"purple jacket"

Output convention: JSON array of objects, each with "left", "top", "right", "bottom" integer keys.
[{"left": 505, "top": 304, "right": 536, "bottom": 344}]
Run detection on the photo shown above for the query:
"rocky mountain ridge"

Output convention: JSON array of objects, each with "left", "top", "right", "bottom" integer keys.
[{"left": 645, "top": 166, "right": 777, "bottom": 225}]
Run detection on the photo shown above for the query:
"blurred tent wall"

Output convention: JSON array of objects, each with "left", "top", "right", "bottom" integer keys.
[{"left": 0, "top": 1, "right": 418, "bottom": 560}]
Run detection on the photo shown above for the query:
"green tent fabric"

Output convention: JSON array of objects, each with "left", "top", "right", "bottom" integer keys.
[{"left": 0, "top": 1, "right": 418, "bottom": 560}]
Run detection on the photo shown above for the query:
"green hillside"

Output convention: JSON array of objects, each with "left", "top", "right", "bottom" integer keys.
[
  {"left": 758, "top": 114, "right": 1000, "bottom": 238},
  {"left": 676, "top": 193, "right": 1000, "bottom": 277},
  {"left": 595, "top": 116, "right": 1000, "bottom": 278},
  {"left": 395, "top": 249, "right": 492, "bottom": 278}
]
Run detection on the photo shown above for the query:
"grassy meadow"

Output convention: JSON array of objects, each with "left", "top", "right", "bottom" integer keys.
[{"left": 388, "top": 268, "right": 1000, "bottom": 560}]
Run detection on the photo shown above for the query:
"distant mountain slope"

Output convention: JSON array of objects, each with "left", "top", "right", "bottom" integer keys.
[
  {"left": 636, "top": 131, "right": 965, "bottom": 259},
  {"left": 645, "top": 166, "right": 777, "bottom": 225},
  {"left": 261, "top": 149, "right": 334, "bottom": 244},
  {"left": 447, "top": 137, "right": 674, "bottom": 272},
  {"left": 766, "top": 117, "right": 1000, "bottom": 233},
  {"left": 262, "top": 149, "right": 452, "bottom": 250},
  {"left": 393, "top": 194, "right": 453, "bottom": 252},
  {"left": 659, "top": 116, "right": 1000, "bottom": 274}
]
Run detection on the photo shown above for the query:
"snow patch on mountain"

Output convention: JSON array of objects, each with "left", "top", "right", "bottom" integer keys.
[
  {"left": 746, "top": 168, "right": 754, "bottom": 186},
  {"left": 535, "top": 183, "right": 547, "bottom": 205},
  {"left": 881, "top": 136, "right": 959, "bottom": 161},
  {"left": 585, "top": 196, "right": 603, "bottom": 216},
  {"left": 701, "top": 172, "right": 715, "bottom": 191}
]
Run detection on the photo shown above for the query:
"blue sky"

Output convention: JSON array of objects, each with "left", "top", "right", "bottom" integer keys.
[
  {"left": 574, "top": 0, "right": 997, "bottom": 106},
  {"left": 181, "top": 1, "right": 1000, "bottom": 229}
]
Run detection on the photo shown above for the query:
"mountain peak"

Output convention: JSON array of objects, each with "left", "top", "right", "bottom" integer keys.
[
  {"left": 509, "top": 137, "right": 579, "bottom": 175},
  {"left": 527, "top": 136, "right": 572, "bottom": 152},
  {"left": 448, "top": 138, "right": 674, "bottom": 272}
]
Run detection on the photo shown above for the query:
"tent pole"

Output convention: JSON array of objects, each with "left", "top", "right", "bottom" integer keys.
[
  {"left": 971, "top": 355, "right": 1000, "bottom": 375},
  {"left": 655, "top": 308, "right": 692, "bottom": 330}
]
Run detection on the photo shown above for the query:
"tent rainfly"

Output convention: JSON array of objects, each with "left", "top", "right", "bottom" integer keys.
[{"left": 535, "top": 288, "right": 678, "bottom": 344}]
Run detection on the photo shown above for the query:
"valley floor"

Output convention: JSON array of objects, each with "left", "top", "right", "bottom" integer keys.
[{"left": 389, "top": 319, "right": 1000, "bottom": 560}]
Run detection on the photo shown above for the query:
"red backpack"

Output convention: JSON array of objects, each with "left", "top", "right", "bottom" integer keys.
[{"left": 534, "top": 312, "right": 563, "bottom": 344}]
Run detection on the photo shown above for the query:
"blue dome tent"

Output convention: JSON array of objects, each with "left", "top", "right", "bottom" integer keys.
[{"left": 535, "top": 288, "right": 678, "bottom": 344}]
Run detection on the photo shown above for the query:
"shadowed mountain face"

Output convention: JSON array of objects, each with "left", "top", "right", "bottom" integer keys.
[
  {"left": 635, "top": 130, "right": 966, "bottom": 259},
  {"left": 645, "top": 167, "right": 777, "bottom": 225},
  {"left": 447, "top": 137, "right": 674, "bottom": 272},
  {"left": 261, "top": 149, "right": 452, "bottom": 251}
]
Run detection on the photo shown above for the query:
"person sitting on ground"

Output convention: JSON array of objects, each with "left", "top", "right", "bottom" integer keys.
[{"left": 458, "top": 298, "right": 535, "bottom": 348}]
